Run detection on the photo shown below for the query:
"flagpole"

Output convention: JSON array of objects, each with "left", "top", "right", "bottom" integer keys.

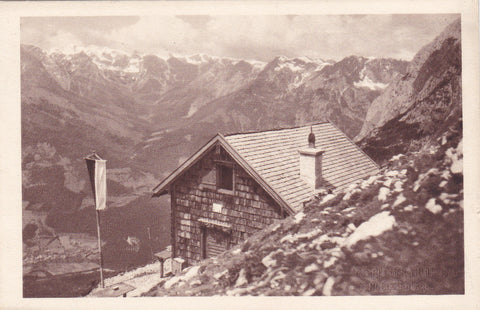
[
  {"left": 85, "top": 151, "right": 107, "bottom": 289},
  {"left": 96, "top": 209, "right": 105, "bottom": 288}
]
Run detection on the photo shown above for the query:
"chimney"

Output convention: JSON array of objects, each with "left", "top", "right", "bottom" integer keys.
[{"left": 299, "top": 127, "right": 324, "bottom": 190}]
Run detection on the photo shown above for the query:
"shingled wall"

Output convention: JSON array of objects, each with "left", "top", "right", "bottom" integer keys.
[{"left": 171, "top": 145, "right": 285, "bottom": 265}]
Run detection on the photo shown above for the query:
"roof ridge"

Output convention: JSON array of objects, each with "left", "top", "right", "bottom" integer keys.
[{"left": 224, "top": 121, "right": 330, "bottom": 137}]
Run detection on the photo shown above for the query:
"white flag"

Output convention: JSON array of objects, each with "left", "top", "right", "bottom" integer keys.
[
  {"left": 85, "top": 153, "right": 107, "bottom": 210},
  {"left": 94, "top": 159, "right": 107, "bottom": 210}
]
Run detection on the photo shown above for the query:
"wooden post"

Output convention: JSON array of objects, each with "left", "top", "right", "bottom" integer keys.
[
  {"left": 147, "top": 227, "right": 153, "bottom": 261},
  {"left": 96, "top": 209, "right": 104, "bottom": 288}
]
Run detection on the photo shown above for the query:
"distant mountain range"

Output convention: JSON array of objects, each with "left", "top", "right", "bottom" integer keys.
[{"left": 21, "top": 44, "right": 407, "bottom": 218}]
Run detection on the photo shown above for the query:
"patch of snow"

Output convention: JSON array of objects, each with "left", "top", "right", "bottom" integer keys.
[
  {"left": 271, "top": 224, "right": 281, "bottom": 232},
  {"left": 184, "top": 266, "right": 200, "bottom": 281},
  {"left": 245, "top": 59, "right": 267, "bottom": 70},
  {"left": 346, "top": 181, "right": 360, "bottom": 192},
  {"left": 311, "top": 234, "right": 345, "bottom": 249},
  {"left": 292, "top": 71, "right": 309, "bottom": 88},
  {"left": 360, "top": 175, "right": 380, "bottom": 189},
  {"left": 183, "top": 54, "right": 210, "bottom": 65},
  {"left": 322, "top": 277, "right": 335, "bottom": 296},
  {"left": 145, "top": 135, "right": 163, "bottom": 143},
  {"left": 393, "top": 194, "right": 406, "bottom": 207},
  {"left": 296, "top": 56, "right": 313, "bottom": 63},
  {"left": 321, "top": 194, "right": 336, "bottom": 204},
  {"left": 445, "top": 147, "right": 455, "bottom": 159},
  {"left": 271, "top": 271, "right": 286, "bottom": 288},
  {"left": 235, "top": 269, "right": 248, "bottom": 287},
  {"left": 274, "top": 60, "right": 304, "bottom": 72},
  {"left": 280, "top": 228, "right": 322, "bottom": 244},
  {"left": 314, "top": 62, "right": 332, "bottom": 72},
  {"left": 456, "top": 139, "right": 463, "bottom": 155},
  {"left": 383, "top": 178, "right": 393, "bottom": 188},
  {"left": 302, "top": 288, "right": 317, "bottom": 296},
  {"left": 124, "top": 61, "right": 141, "bottom": 73},
  {"left": 425, "top": 198, "right": 442, "bottom": 214},
  {"left": 342, "top": 207, "right": 356, "bottom": 213},
  {"left": 214, "top": 269, "right": 228, "bottom": 280},
  {"left": 390, "top": 154, "right": 404, "bottom": 161},
  {"left": 151, "top": 129, "right": 168, "bottom": 136},
  {"left": 378, "top": 187, "right": 390, "bottom": 201},
  {"left": 279, "top": 234, "right": 294, "bottom": 244},
  {"left": 343, "top": 188, "right": 361, "bottom": 201},
  {"left": 393, "top": 181, "right": 403, "bottom": 192},
  {"left": 344, "top": 211, "right": 396, "bottom": 248},
  {"left": 294, "top": 212, "right": 305, "bottom": 223},
  {"left": 381, "top": 203, "right": 390, "bottom": 210},
  {"left": 261, "top": 250, "right": 280, "bottom": 268},
  {"left": 413, "top": 168, "right": 440, "bottom": 192},
  {"left": 323, "top": 256, "right": 337, "bottom": 268},
  {"left": 413, "top": 183, "right": 421, "bottom": 192},
  {"left": 164, "top": 276, "right": 181, "bottom": 290},
  {"left": 438, "top": 193, "right": 458, "bottom": 205},
  {"left": 304, "top": 263, "right": 319, "bottom": 273},
  {"left": 354, "top": 75, "right": 388, "bottom": 90},
  {"left": 347, "top": 223, "right": 356, "bottom": 232},
  {"left": 330, "top": 248, "right": 344, "bottom": 258},
  {"left": 185, "top": 104, "right": 198, "bottom": 118},
  {"left": 385, "top": 170, "right": 399, "bottom": 177},
  {"left": 441, "top": 170, "right": 451, "bottom": 180},
  {"left": 450, "top": 158, "right": 463, "bottom": 174}
]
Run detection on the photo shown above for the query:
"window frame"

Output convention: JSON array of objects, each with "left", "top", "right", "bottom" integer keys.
[{"left": 215, "top": 161, "right": 235, "bottom": 195}]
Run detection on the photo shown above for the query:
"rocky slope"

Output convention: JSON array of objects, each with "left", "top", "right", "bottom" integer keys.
[
  {"left": 356, "top": 18, "right": 461, "bottom": 160},
  {"left": 144, "top": 120, "right": 463, "bottom": 296}
]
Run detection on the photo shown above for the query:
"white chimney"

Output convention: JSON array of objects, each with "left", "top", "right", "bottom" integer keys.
[{"left": 298, "top": 127, "right": 324, "bottom": 190}]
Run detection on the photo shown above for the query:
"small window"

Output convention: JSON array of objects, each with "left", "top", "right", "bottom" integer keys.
[{"left": 217, "top": 164, "right": 234, "bottom": 191}]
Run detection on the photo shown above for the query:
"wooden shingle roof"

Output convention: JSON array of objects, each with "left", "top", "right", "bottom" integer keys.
[
  {"left": 153, "top": 122, "right": 379, "bottom": 214},
  {"left": 224, "top": 123, "right": 379, "bottom": 213}
]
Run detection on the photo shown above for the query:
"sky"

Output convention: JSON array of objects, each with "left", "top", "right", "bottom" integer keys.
[{"left": 21, "top": 14, "right": 458, "bottom": 62}]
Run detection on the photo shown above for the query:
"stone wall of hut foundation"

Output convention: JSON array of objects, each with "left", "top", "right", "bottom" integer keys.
[{"left": 171, "top": 146, "right": 285, "bottom": 265}]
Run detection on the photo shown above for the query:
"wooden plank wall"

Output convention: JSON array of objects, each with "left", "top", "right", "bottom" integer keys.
[{"left": 171, "top": 146, "right": 284, "bottom": 265}]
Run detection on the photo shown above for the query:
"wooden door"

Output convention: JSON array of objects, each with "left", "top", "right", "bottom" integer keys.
[{"left": 202, "top": 227, "right": 230, "bottom": 259}]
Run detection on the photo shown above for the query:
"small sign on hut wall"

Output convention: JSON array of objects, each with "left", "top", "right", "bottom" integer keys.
[{"left": 212, "top": 202, "right": 223, "bottom": 213}]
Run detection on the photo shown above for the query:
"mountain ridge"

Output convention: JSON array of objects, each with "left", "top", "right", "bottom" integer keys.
[
  {"left": 356, "top": 18, "right": 461, "bottom": 143},
  {"left": 356, "top": 18, "right": 461, "bottom": 163}
]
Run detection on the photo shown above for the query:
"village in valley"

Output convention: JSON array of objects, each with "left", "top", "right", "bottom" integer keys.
[{"left": 16, "top": 12, "right": 469, "bottom": 299}]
